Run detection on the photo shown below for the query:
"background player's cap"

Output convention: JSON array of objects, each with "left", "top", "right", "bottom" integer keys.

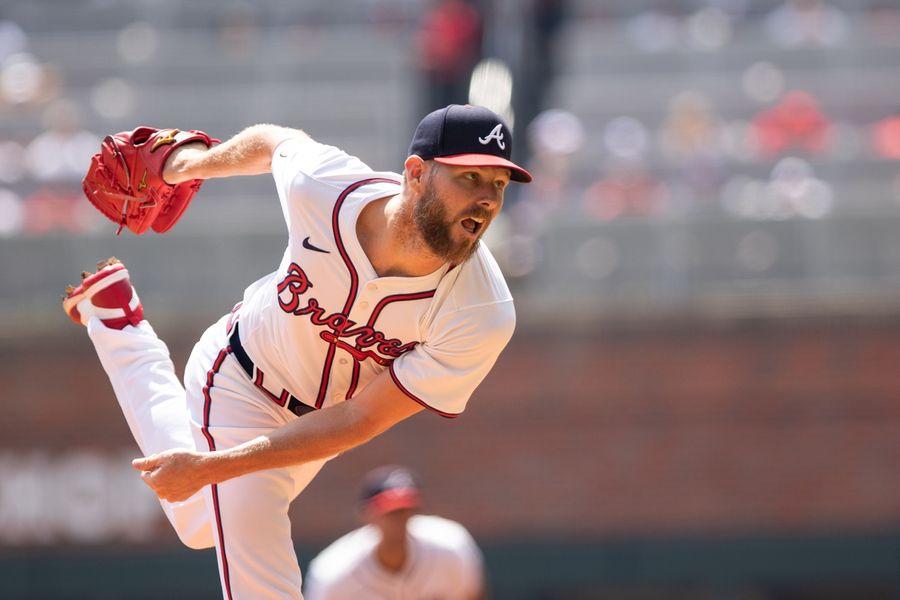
[
  {"left": 360, "top": 465, "right": 422, "bottom": 517},
  {"left": 408, "top": 104, "right": 533, "bottom": 183}
]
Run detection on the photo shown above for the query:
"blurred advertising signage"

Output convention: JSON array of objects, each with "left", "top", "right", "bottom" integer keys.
[{"left": 0, "top": 449, "right": 163, "bottom": 546}]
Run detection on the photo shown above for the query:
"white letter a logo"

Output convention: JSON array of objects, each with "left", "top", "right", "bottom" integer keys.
[{"left": 478, "top": 124, "right": 506, "bottom": 150}]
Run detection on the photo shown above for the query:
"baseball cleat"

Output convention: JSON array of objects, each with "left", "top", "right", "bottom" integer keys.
[{"left": 63, "top": 257, "right": 144, "bottom": 329}]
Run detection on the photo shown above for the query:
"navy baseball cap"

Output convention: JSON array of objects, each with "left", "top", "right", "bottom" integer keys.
[
  {"left": 360, "top": 466, "right": 422, "bottom": 516},
  {"left": 409, "top": 104, "right": 533, "bottom": 183}
]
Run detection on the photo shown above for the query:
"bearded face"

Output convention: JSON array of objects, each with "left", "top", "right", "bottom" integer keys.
[{"left": 412, "top": 173, "right": 491, "bottom": 264}]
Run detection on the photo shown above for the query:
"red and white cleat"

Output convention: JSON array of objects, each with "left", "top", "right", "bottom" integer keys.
[{"left": 63, "top": 257, "right": 144, "bottom": 329}]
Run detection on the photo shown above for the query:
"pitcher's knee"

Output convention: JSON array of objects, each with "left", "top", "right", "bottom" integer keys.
[
  {"left": 176, "top": 525, "right": 215, "bottom": 550},
  {"left": 162, "top": 498, "right": 214, "bottom": 550}
]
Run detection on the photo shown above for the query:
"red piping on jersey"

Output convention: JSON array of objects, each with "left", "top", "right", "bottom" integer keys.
[
  {"left": 345, "top": 290, "right": 436, "bottom": 400},
  {"left": 314, "top": 177, "right": 398, "bottom": 409},
  {"left": 201, "top": 346, "right": 235, "bottom": 600},
  {"left": 347, "top": 362, "right": 361, "bottom": 401},
  {"left": 254, "top": 369, "right": 290, "bottom": 407},
  {"left": 225, "top": 301, "right": 242, "bottom": 335},
  {"left": 389, "top": 362, "right": 460, "bottom": 419},
  {"left": 369, "top": 291, "right": 438, "bottom": 324},
  {"left": 314, "top": 342, "right": 337, "bottom": 409},
  {"left": 228, "top": 302, "right": 294, "bottom": 408}
]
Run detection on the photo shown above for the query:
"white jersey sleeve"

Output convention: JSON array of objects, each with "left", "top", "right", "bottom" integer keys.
[
  {"left": 389, "top": 244, "right": 516, "bottom": 417},
  {"left": 272, "top": 137, "right": 376, "bottom": 194},
  {"left": 270, "top": 138, "right": 398, "bottom": 236}
]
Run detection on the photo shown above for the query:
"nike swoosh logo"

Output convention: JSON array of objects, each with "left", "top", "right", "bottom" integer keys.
[{"left": 302, "top": 236, "right": 330, "bottom": 254}]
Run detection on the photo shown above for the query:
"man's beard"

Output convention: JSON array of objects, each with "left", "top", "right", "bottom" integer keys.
[{"left": 412, "top": 183, "right": 488, "bottom": 265}]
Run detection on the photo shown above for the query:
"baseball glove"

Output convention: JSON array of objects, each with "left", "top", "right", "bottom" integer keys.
[{"left": 82, "top": 127, "right": 218, "bottom": 235}]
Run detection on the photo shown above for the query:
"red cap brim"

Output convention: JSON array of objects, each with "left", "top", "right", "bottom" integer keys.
[
  {"left": 434, "top": 154, "right": 533, "bottom": 183},
  {"left": 365, "top": 488, "right": 422, "bottom": 517}
]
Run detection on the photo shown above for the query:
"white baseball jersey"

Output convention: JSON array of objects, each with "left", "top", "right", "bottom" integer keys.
[
  {"left": 237, "top": 138, "right": 516, "bottom": 417},
  {"left": 304, "top": 515, "right": 484, "bottom": 600},
  {"left": 83, "top": 138, "right": 514, "bottom": 599}
]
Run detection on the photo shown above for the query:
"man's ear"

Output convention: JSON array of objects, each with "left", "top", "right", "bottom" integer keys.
[{"left": 404, "top": 155, "right": 427, "bottom": 188}]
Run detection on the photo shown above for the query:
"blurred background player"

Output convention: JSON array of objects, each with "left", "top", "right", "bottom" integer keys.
[{"left": 304, "top": 466, "right": 486, "bottom": 600}]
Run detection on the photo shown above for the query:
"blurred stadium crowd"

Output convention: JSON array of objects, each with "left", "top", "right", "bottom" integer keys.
[{"left": 1, "top": 0, "right": 900, "bottom": 314}]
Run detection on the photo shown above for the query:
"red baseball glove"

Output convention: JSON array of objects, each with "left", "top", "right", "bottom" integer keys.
[{"left": 82, "top": 127, "right": 218, "bottom": 235}]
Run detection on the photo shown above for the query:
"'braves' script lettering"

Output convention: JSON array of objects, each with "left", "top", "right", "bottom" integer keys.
[{"left": 276, "top": 263, "right": 417, "bottom": 365}]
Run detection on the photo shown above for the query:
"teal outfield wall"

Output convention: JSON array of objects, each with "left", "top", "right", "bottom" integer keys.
[{"left": 3, "top": 531, "right": 900, "bottom": 599}]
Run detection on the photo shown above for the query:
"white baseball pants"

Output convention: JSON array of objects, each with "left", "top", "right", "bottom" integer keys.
[{"left": 87, "top": 314, "right": 326, "bottom": 600}]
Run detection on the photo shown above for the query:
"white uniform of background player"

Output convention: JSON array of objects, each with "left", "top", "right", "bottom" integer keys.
[
  {"left": 304, "top": 466, "right": 484, "bottom": 600},
  {"left": 72, "top": 104, "right": 531, "bottom": 599}
]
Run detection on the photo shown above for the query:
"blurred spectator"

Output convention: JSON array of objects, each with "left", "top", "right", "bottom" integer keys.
[
  {"left": 90, "top": 77, "right": 136, "bottom": 121},
  {"left": 513, "top": 0, "right": 568, "bottom": 153},
  {"left": 658, "top": 91, "right": 727, "bottom": 210},
  {"left": 216, "top": 2, "right": 261, "bottom": 59},
  {"left": 582, "top": 160, "right": 669, "bottom": 221},
  {"left": 0, "top": 52, "right": 61, "bottom": 108},
  {"left": 493, "top": 109, "right": 583, "bottom": 279},
  {"left": 25, "top": 99, "right": 99, "bottom": 182},
  {"left": 529, "top": 107, "right": 584, "bottom": 158},
  {"left": 742, "top": 61, "right": 786, "bottom": 104},
  {"left": 720, "top": 157, "right": 833, "bottom": 220},
  {"left": 764, "top": 156, "right": 833, "bottom": 219},
  {"left": 630, "top": 3, "right": 737, "bottom": 54},
  {"left": 22, "top": 99, "right": 100, "bottom": 234},
  {"left": 750, "top": 90, "right": 832, "bottom": 159},
  {"left": 0, "top": 12, "right": 58, "bottom": 110},
  {"left": 580, "top": 114, "right": 670, "bottom": 219},
  {"left": 415, "top": 0, "right": 483, "bottom": 113},
  {"left": 603, "top": 115, "right": 651, "bottom": 162},
  {"left": 0, "top": 188, "right": 24, "bottom": 236},
  {"left": 683, "top": 6, "right": 734, "bottom": 52},
  {"left": 864, "top": 5, "right": 900, "bottom": 46},
  {"left": 627, "top": 7, "right": 680, "bottom": 53},
  {"left": 0, "top": 138, "right": 26, "bottom": 184},
  {"left": 117, "top": 22, "right": 160, "bottom": 66},
  {"left": 21, "top": 182, "right": 96, "bottom": 234},
  {"left": 304, "top": 466, "right": 486, "bottom": 600},
  {"left": 508, "top": 109, "right": 583, "bottom": 234},
  {"left": 871, "top": 109, "right": 900, "bottom": 160},
  {"left": 660, "top": 92, "right": 725, "bottom": 161},
  {"left": 764, "top": 0, "right": 849, "bottom": 49},
  {"left": 0, "top": 14, "right": 28, "bottom": 62}
]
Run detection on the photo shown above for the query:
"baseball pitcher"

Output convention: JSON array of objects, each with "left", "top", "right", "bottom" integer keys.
[{"left": 63, "top": 104, "right": 531, "bottom": 599}]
